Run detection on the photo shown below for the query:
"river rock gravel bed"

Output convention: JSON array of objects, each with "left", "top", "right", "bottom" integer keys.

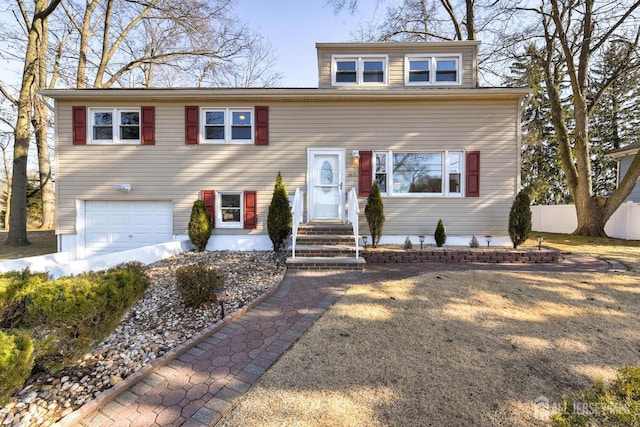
[{"left": 0, "top": 250, "right": 285, "bottom": 426}]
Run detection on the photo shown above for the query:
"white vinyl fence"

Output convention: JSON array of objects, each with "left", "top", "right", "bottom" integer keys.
[{"left": 531, "top": 201, "right": 640, "bottom": 240}]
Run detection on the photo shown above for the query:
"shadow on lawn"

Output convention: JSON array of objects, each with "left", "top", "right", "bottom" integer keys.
[{"left": 220, "top": 263, "right": 640, "bottom": 427}]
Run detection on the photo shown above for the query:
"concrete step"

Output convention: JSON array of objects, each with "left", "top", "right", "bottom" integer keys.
[{"left": 286, "top": 256, "right": 366, "bottom": 271}]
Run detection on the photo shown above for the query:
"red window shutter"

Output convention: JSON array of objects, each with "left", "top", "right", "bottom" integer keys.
[
  {"left": 141, "top": 106, "right": 155, "bottom": 145},
  {"left": 201, "top": 189, "right": 215, "bottom": 228},
  {"left": 359, "top": 151, "right": 373, "bottom": 197},
  {"left": 185, "top": 106, "right": 199, "bottom": 145},
  {"left": 244, "top": 191, "right": 258, "bottom": 229},
  {"left": 254, "top": 106, "right": 269, "bottom": 145},
  {"left": 466, "top": 151, "right": 480, "bottom": 197},
  {"left": 72, "top": 106, "right": 87, "bottom": 145}
]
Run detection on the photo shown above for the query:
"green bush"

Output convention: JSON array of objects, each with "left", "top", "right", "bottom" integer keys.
[
  {"left": 267, "top": 172, "right": 292, "bottom": 252},
  {"left": 469, "top": 235, "right": 480, "bottom": 248},
  {"left": 508, "top": 190, "right": 532, "bottom": 249},
  {"left": 176, "top": 262, "right": 226, "bottom": 308},
  {"left": 188, "top": 200, "right": 212, "bottom": 252},
  {"left": 365, "top": 181, "right": 385, "bottom": 248},
  {"left": 24, "top": 262, "right": 149, "bottom": 369},
  {"left": 552, "top": 366, "right": 640, "bottom": 426},
  {"left": 0, "top": 270, "right": 48, "bottom": 328},
  {"left": 434, "top": 219, "right": 446, "bottom": 247},
  {"left": 0, "top": 330, "right": 35, "bottom": 404}
]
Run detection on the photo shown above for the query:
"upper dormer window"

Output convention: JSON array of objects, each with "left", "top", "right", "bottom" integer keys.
[
  {"left": 405, "top": 54, "right": 462, "bottom": 86},
  {"left": 332, "top": 55, "right": 388, "bottom": 86}
]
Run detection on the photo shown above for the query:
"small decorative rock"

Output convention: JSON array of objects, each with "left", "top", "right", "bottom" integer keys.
[{"left": 0, "top": 251, "right": 284, "bottom": 426}]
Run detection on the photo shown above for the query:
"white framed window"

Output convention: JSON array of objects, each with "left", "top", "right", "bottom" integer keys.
[
  {"left": 373, "top": 150, "right": 464, "bottom": 197},
  {"left": 405, "top": 54, "right": 462, "bottom": 86},
  {"left": 202, "top": 108, "right": 253, "bottom": 144},
  {"left": 216, "top": 191, "right": 243, "bottom": 228},
  {"left": 332, "top": 55, "right": 388, "bottom": 86},
  {"left": 89, "top": 108, "right": 140, "bottom": 144}
]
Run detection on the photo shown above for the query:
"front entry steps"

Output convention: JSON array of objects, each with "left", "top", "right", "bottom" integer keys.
[{"left": 286, "top": 223, "right": 366, "bottom": 271}]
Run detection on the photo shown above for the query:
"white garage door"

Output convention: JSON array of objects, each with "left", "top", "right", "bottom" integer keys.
[{"left": 85, "top": 201, "right": 173, "bottom": 256}]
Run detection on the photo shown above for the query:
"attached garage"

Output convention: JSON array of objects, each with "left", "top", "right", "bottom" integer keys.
[{"left": 84, "top": 201, "right": 173, "bottom": 257}]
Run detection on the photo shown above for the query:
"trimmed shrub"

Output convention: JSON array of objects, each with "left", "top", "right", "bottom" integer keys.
[
  {"left": 0, "top": 330, "right": 35, "bottom": 404},
  {"left": 403, "top": 237, "right": 413, "bottom": 250},
  {"left": 434, "top": 219, "right": 446, "bottom": 247},
  {"left": 508, "top": 190, "right": 532, "bottom": 249},
  {"left": 188, "top": 200, "right": 212, "bottom": 252},
  {"left": 552, "top": 366, "right": 640, "bottom": 426},
  {"left": 469, "top": 235, "right": 480, "bottom": 248},
  {"left": 267, "top": 172, "right": 292, "bottom": 252},
  {"left": 365, "top": 181, "right": 385, "bottom": 248},
  {"left": 176, "top": 262, "right": 226, "bottom": 308},
  {"left": 25, "top": 262, "right": 149, "bottom": 369},
  {"left": 0, "top": 270, "right": 48, "bottom": 329}
]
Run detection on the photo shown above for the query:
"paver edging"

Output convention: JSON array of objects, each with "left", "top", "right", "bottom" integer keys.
[{"left": 55, "top": 268, "right": 287, "bottom": 427}]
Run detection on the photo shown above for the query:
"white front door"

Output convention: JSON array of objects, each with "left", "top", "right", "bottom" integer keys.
[{"left": 308, "top": 149, "right": 345, "bottom": 221}]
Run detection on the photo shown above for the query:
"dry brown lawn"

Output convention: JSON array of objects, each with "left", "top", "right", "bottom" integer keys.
[
  {"left": 0, "top": 230, "right": 56, "bottom": 261},
  {"left": 220, "top": 238, "right": 640, "bottom": 426}
]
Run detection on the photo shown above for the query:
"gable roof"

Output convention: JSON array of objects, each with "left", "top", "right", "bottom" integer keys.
[
  {"left": 609, "top": 141, "right": 640, "bottom": 158},
  {"left": 40, "top": 87, "right": 529, "bottom": 103}
]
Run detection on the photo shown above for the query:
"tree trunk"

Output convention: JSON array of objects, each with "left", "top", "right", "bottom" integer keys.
[
  {"left": 5, "top": 0, "right": 62, "bottom": 246},
  {"left": 35, "top": 98, "right": 55, "bottom": 229}
]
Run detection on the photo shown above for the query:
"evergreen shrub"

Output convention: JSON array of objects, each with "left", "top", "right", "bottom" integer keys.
[
  {"left": 434, "top": 219, "right": 446, "bottom": 247},
  {"left": 508, "top": 190, "right": 532, "bottom": 249},
  {"left": 26, "top": 262, "right": 149, "bottom": 368},
  {"left": 403, "top": 237, "right": 413, "bottom": 250},
  {"left": 552, "top": 366, "right": 640, "bottom": 426},
  {"left": 267, "top": 172, "right": 292, "bottom": 252},
  {"left": 188, "top": 200, "right": 212, "bottom": 252},
  {"left": 0, "top": 330, "right": 34, "bottom": 404},
  {"left": 365, "top": 181, "right": 385, "bottom": 247},
  {"left": 175, "top": 262, "right": 226, "bottom": 308}
]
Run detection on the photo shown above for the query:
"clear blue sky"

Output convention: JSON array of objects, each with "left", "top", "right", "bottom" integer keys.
[{"left": 234, "top": 0, "right": 380, "bottom": 87}]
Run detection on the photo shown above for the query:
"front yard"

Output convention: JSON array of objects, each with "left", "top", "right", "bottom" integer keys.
[{"left": 219, "top": 235, "right": 640, "bottom": 426}]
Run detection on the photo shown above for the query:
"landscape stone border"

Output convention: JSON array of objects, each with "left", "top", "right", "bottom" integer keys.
[
  {"left": 55, "top": 269, "right": 287, "bottom": 427},
  {"left": 362, "top": 248, "right": 559, "bottom": 264}
]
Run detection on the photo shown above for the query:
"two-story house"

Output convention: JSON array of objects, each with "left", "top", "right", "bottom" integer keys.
[{"left": 43, "top": 41, "right": 528, "bottom": 259}]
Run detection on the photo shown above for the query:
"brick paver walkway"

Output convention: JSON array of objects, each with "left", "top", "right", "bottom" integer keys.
[
  {"left": 60, "top": 254, "right": 615, "bottom": 427},
  {"left": 66, "top": 270, "right": 365, "bottom": 427}
]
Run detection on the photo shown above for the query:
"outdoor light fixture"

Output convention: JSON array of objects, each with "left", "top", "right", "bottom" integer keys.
[
  {"left": 485, "top": 235, "right": 492, "bottom": 247},
  {"left": 116, "top": 183, "right": 132, "bottom": 192},
  {"left": 362, "top": 235, "right": 368, "bottom": 249},
  {"left": 419, "top": 235, "right": 425, "bottom": 250},
  {"left": 214, "top": 287, "right": 227, "bottom": 319},
  {"left": 537, "top": 235, "right": 544, "bottom": 250},
  {"left": 352, "top": 150, "right": 360, "bottom": 167}
]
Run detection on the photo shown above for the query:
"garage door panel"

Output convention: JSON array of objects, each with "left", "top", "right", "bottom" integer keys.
[{"left": 85, "top": 201, "right": 173, "bottom": 257}]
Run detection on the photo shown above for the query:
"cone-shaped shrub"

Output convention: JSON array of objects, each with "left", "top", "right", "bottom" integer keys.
[
  {"left": 188, "top": 200, "right": 212, "bottom": 252},
  {"left": 365, "top": 181, "right": 385, "bottom": 247},
  {"left": 435, "top": 219, "right": 446, "bottom": 247},
  {"left": 508, "top": 190, "right": 532, "bottom": 248},
  {"left": 267, "top": 172, "right": 292, "bottom": 252}
]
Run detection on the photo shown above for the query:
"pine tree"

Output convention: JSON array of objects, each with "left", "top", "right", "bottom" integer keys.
[
  {"left": 188, "top": 200, "right": 211, "bottom": 252},
  {"left": 267, "top": 172, "right": 292, "bottom": 252},
  {"left": 364, "top": 181, "right": 385, "bottom": 248},
  {"left": 508, "top": 190, "right": 532, "bottom": 249}
]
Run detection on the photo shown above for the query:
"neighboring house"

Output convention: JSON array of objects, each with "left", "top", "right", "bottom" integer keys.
[
  {"left": 42, "top": 41, "right": 528, "bottom": 259},
  {"left": 609, "top": 141, "right": 640, "bottom": 202}
]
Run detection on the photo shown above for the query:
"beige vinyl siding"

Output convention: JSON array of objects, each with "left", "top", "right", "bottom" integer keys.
[
  {"left": 55, "top": 97, "right": 518, "bottom": 238},
  {"left": 317, "top": 43, "right": 477, "bottom": 88}
]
